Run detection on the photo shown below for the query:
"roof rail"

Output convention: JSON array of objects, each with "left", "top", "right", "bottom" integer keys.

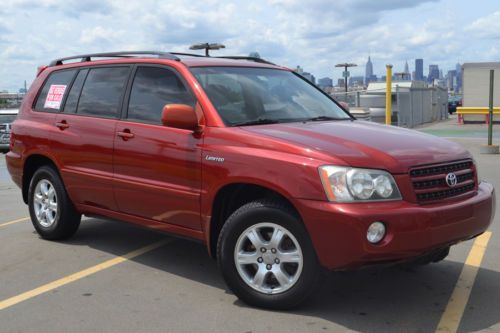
[
  {"left": 48, "top": 51, "right": 180, "bottom": 66},
  {"left": 169, "top": 52, "right": 207, "bottom": 58},
  {"left": 171, "top": 53, "right": 277, "bottom": 66},
  {"left": 216, "top": 56, "right": 276, "bottom": 66}
]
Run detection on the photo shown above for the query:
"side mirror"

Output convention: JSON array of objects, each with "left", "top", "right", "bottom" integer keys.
[
  {"left": 339, "top": 101, "right": 350, "bottom": 111},
  {"left": 161, "top": 103, "right": 204, "bottom": 133}
]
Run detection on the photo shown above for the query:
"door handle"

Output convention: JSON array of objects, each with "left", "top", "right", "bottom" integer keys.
[
  {"left": 55, "top": 120, "right": 69, "bottom": 130},
  {"left": 117, "top": 129, "right": 134, "bottom": 140}
]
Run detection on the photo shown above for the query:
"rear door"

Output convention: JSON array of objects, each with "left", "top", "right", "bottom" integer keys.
[
  {"left": 113, "top": 65, "right": 203, "bottom": 230},
  {"left": 51, "top": 66, "right": 131, "bottom": 210}
]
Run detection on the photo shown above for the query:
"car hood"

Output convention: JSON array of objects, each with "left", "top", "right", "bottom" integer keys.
[{"left": 240, "top": 120, "right": 471, "bottom": 173}]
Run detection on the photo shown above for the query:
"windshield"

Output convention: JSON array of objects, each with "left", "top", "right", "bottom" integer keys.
[
  {"left": 0, "top": 114, "right": 17, "bottom": 123},
  {"left": 191, "top": 67, "right": 351, "bottom": 126}
]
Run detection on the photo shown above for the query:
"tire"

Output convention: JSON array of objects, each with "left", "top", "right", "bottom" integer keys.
[
  {"left": 28, "top": 165, "right": 81, "bottom": 240},
  {"left": 217, "top": 199, "right": 321, "bottom": 310}
]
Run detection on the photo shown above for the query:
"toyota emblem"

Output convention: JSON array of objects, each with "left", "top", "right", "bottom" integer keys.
[{"left": 445, "top": 173, "right": 458, "bottom": 187}]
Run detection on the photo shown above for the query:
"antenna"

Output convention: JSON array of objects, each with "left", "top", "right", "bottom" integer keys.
[{"left": 189, "top": 43, "right": 225, "bottom": 56}]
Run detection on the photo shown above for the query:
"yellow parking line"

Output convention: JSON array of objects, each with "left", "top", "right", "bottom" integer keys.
[
  {"left": 435, "top": 231, "right": 492, "bottom": 333},
  {"left": 0, "top": 217, "right": 30, "bottom": 228},
  {"left": 0, "top": 238, "right": 172, "bottom": 310}
]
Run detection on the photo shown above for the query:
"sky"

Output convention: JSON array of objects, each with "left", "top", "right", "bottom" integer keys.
[{"left": 1, "top": 0, "right": 500, "bottom": 91}]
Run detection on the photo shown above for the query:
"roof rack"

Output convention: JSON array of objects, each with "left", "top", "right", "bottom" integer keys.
[
  {"left": 170, "top": 52, "right": 207, "bottom": 58},
  {"left": 216, "top": 56, "right": 276, "bottom": 66},
  {"left": 48, "top": 51, "right": 180, "bottom": 66}
]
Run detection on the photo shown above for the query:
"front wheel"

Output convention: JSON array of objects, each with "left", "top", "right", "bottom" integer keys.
[{"left": 217, "top": 200, "right": 321, "bottom": 309}]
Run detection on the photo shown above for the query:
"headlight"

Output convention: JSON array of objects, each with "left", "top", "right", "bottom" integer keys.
[{"left": 319, "top": 166, "right": 402, "bottom": 202}]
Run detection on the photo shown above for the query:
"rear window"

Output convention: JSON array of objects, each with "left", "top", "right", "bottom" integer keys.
[
  {"left": 34, "top": 70, "right": 76, "bottom": 112},
  {"left": 77, "top": 67, "right": 130, "bottom": 118}
]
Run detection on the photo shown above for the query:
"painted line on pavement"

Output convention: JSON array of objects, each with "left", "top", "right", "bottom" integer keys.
[
  {"left": 0, "top": 217, "right": 30, "bottom": 228},
  {"left": 435, "top": 231, "right": 492, "bottom": 332},
  {"left": 0, "top": 238, "right": 172, "bottom": 310}
]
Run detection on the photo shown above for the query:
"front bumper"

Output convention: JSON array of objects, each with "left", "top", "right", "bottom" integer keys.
[{"left": 297, "top": 181, "right": 495, "bottom": 270}]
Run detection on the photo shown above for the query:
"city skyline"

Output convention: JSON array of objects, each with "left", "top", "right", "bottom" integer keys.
[{"left": 307, "top": 55, "right": 461, "bottom": 88}]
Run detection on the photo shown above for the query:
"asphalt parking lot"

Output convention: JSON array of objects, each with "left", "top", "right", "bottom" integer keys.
[{"left": 1, "top": 117, "right": 499, "bottom": 333}]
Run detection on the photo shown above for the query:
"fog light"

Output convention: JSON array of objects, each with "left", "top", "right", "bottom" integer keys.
[{"left": 367, "top": 222, "right": 385, "bottom": 244}]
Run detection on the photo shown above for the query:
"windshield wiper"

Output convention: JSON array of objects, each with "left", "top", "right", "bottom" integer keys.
[
  {"left": 232, "top": 118, "right": 281, "bottom": 126},
  {"left": 303, "top": 116, "right": 350, "bottom": 122}
]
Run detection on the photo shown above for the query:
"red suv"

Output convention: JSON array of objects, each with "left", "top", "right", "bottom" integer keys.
[{"left": 6, "top": 51, "right": 495, "bottom": 309}]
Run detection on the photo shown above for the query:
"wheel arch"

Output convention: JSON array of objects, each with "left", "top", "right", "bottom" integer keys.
[
  {"left": 22, "top": 154, "right": 61, "bottom": 204},
  {"left": 207, "top": 182, "right": 302, "bottom": 259}
]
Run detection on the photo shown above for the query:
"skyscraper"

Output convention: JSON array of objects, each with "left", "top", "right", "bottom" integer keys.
[
  {"left": 428, "top": 64, "right": 440, "bottom": 83},
  {"left": 404, "top": 61, "right": 409, "bottom": 75},
  {"left": 455, "top": 63, "right": 462, "bottom": 92},
  {"left": 365, "top": 56, "right": 373, "bottom": 85},
  {"left": 447, "top": 70, "right": 457, "bottom": 91},
  {"left": 317, "top": 77, "right": 333, "bottom": 88},
  {"left": 415, "top": 59, "right": 424, "bottom": 81}
]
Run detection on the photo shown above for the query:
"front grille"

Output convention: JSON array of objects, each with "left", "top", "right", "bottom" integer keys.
[
  {"left": 416, "top": 183, "right": 474, "bottom": 201},
  {"left": 410, "top": 160, "right": 475, "bottom": 203},
  {"left": 0, "top": 124, "right": 7, "bottom": 132},
  {"left": 410, "top": 161, "right": 472, "bottom": 177}
]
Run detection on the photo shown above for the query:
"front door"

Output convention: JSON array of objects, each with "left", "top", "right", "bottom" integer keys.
[{"left": 113, "top": 65, "right": 203, "bottom": 230}]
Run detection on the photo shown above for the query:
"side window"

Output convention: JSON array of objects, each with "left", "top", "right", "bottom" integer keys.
[
  {"left": 63, "top": 69, "right": 88, "bottom": 114},
  {"left": 198, "top": 73, "right": 246, "bottom": 124},
  {"left": 127, "top": 66, "right": 195, "bottom": 124},
  {"left": 34, "top": 70, "right": 76, "bottom": 112},
  {"left": 77, "top": 67, "right": 130, "bottom": 118}
]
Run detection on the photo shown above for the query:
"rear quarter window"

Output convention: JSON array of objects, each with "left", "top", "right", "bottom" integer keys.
[{"left": 34, "top": 70, "right": 77, "bottom": 112}]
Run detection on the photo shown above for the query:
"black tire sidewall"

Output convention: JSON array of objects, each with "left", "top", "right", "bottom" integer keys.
[
  {"left": 28, "top": 166, "right": 80, "bottom": 239},
  {"left": 218, "top": 201, "right": 320, "bottom": 309}
]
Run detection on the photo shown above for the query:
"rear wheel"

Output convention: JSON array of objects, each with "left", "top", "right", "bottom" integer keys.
[
  {"left": 217, "top": 199, "right": 321, "bottom": 309},
  {"left": 28, "top": 166, "right": 81, "bottom": 240}
]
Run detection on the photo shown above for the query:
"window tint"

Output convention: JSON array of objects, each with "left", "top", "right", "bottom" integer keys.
[
  {"left": 77, "top": 67, "right": 130, "bottom": 118},
  {"left": 127, "top": 66, "right": 195, "bottom": 124},
  {"left": 63, "top": 69, "right": 88, "bottom": 114},
  {"left": 34, "top": 70, "right": 76, "bottom": 112}
]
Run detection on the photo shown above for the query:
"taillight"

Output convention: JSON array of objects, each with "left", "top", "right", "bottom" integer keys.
[
  {"left": 9, "top": 125, "right": 15, "bottom": 151},
  {"left": 9, "top": 132, "right": 14, "bottom": 151}
]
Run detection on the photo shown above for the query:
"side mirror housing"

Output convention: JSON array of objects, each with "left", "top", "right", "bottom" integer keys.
[
  {"left": 161, "top": 103, "right": 204, "bottom": 133},
  {"left": 339, "top": 101, "right": 350, "bottom": 111}
]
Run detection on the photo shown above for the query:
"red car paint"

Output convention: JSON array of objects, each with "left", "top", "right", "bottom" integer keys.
[{"left": 6, "top": 56, "right": 495, "bottom": 270}]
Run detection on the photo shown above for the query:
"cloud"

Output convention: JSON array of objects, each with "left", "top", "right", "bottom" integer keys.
[
  {"left": 0, "top": 0, "right": 499, "bottom": 91},
  {"left": 3, "top": 0, "right": 112, "bottom": 16},
  {"left": 79, "top": 26, "right": 124, "bottom": 45},
  {"left": 465, "top": 11, "right": 500, "bottom": 39}
]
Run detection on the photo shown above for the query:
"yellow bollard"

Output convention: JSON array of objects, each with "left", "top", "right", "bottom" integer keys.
[{"left": 385, "top": 64, "right": 393, "bottom": 125}]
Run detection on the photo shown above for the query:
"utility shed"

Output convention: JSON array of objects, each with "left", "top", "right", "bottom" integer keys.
[
  {"left": 462, "top": 62, "right": 500, "bottom": 107},
  {"left": 366, "top": 80, "right": 426, "bottom": 93}
]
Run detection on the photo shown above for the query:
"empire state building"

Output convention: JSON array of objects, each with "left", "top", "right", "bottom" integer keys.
[{"left": 365, "top": 56, "right": 373, "bottom": 85}]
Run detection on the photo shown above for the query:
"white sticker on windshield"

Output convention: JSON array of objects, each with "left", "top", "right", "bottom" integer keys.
[{"left": 44, "top": 84, "right": 67, "bottom": 109}]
